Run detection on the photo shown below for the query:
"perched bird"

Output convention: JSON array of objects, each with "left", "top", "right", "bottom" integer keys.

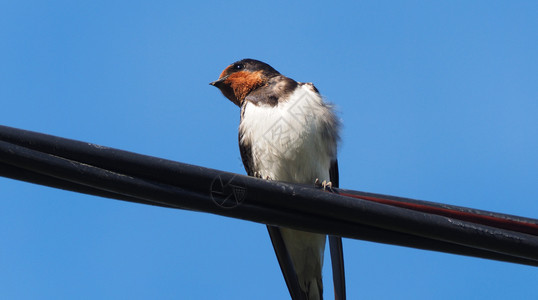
[{"left": 210, "top": 59, "right": 344, "bottom": 300}]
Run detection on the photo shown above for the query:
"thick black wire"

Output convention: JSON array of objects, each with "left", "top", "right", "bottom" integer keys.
[
  {"left": 1, "top": 125, "right": 538, "bottom": 266},
  {"left": 2, "top": 124, "right": 536, "bottom": 229},
  {"left": 3, "top": 124, "right": 536, "bottom": 227}
]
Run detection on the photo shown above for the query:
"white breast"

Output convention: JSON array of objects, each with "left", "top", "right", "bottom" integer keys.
[
  {"left": 240, "top": 83, "right": 339, "bottom": 297},
  {"left": 239, "top": 83, "right": 338, "bottom": 184}
]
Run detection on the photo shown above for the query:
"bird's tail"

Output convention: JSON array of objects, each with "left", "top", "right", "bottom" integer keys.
[
  {"left": 268, "top": 226, "right": 326, "bottom": 300},
  {"left": 305, "top": 276, "right": 323, "bottom": 300}
]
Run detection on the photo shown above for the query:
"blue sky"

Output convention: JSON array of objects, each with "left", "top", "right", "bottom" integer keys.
[{"left": 1, "top": 1, "right": 537, "bottom": 299}]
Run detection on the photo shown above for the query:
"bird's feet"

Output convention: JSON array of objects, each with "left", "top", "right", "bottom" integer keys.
[
  {"left": 314, "top": 178, "right": 333, "bottom": 191},
  {"left": 254, "top": 172, "right": 272, "bottom": 180}
]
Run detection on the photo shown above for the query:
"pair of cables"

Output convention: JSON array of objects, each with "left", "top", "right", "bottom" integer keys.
[{"left": 1, "top": 124, "right": 537, "bottom": 268}]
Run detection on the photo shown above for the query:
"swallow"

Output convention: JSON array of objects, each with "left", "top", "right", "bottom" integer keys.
[{"left": 210, "top": 59, "right": 345, "bottom": 300}]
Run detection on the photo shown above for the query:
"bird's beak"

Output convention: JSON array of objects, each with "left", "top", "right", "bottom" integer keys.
[{"left": 209, "top": 75, "right": 228, "bottom": 87}]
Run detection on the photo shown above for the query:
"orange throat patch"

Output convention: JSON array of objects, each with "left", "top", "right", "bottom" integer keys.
[{"left": 222, "top": 70, "right": 264, "bottom": 105}]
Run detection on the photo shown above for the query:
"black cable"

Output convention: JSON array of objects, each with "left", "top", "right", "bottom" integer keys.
[{"left": 1, "top": 125, "right": 538, "bottom": 267}]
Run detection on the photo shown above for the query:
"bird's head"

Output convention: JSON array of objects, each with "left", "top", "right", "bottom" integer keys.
[{"left": 210, "top": 59, "right": 280, "bottom": 106}]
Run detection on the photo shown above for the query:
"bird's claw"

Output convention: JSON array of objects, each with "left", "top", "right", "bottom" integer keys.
[
  {"left": 314, "top": 178, "right": 333, "bottom": 191},
  {"left": 254, "top": 172, "right": 271, "bottom": 180}
]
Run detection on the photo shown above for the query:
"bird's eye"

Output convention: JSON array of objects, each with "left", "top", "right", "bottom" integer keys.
[{"left": 234, "top": 64, "right": 244, "bottom": 70}]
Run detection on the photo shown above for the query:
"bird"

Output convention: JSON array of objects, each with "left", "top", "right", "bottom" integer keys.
[{"left": 210, "top": 59, "right": 345, "bottom": 300}]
